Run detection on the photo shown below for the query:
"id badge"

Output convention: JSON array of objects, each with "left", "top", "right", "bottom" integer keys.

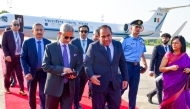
[{"left": 83, "top": 54, "right": 86, "bottom": 62}]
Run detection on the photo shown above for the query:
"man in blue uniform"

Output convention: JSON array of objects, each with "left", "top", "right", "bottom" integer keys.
[{"left": 121, "top": 20, "right": 148, "bottom": 109}]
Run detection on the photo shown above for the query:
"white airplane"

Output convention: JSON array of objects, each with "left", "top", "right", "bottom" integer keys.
[{"left": 0, "top": 4, "right": 189, "bottom": 41}]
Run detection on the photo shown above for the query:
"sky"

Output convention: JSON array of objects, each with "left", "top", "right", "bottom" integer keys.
[{"left": 0, "top": 0, "right": 190, "bottom": 41}]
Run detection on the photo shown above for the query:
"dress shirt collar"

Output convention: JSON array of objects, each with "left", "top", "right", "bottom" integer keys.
[
  {"left": 80, "top": 37, "right": 87, "bottom": 41},
  {"left": 104, "top": 42, "right": 113, "bottom": 48},
  {"left": 162, "top": 44, "right": 168, "bottom": 47},
  {"left": 130, "top": 34, "right": 140, "bottom": 40},
  {"left": 59, "top": 40, "right": 68, "bottom": 47},
  {"left": 12, "top": 31, "right": 18, "bottom": 34},
  {"left": 35, "top": 37, "right": 43, "bottom": 43}
]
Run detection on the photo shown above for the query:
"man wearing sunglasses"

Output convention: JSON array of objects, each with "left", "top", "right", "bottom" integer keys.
[
  {"left": 2, "top": 20, "right": 26, "bottom": 95},
  {"left": 84, "top": 25, "right": 128, "bottom": 109},
  {"left": 20, "top": 23, "right": 51, "bottom": 109},
  {"left": 70, "top": 25, "right": 93, "bottom": 109},
  {"left": 42, "top": 23, "right": 80, "bottom": 109},
  {"left": 1, "top": 27, "right": 17, "bottom": 87}
]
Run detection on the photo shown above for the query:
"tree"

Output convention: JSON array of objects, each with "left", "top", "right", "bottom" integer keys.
[{"left": 0, "top": 10, "right": 9, "bottom": 14}]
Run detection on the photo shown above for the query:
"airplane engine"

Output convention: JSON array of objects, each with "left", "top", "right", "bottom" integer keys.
[{"left": 124, "top": 23, "right": 128, "bottom": 32}]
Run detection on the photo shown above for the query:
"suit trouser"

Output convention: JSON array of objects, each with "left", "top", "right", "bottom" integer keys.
[
  {"left": 92, "top": 82, "right": 121, "bottom": 109},
  {"left": 122, "top": 63, "right": 140, "bottom": 109},
  {"left": 147, "top": 74, "right": 163, "bottom": 104},
  {"left": 74, "top": 67, "right": 88, "bottom": 108},
  {"left": 4, "top": 56, "right": 24, "bottom": 90},
  {"left": 78, "top": 67, "right": 88, "bottom": 101},
  {"left": 74, "top": 76, "right": 80, "bottom": 108},
  {"left": 27, "top": 70, "right": 46, "bottom": 109},
  {"left": 45, "top": 82, "right": 73, "bottom": 109}
]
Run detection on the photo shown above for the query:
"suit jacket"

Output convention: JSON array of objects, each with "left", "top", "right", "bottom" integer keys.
[
  {"left": 20, "top": 38, "right": 51, "bottom": 78},
  {"left": 84, "top": 40, "right": 128, "bottom": 92},
  {"left": 42, "top": 41, "right": 80, "bottom": 97},
  {"left": 70, "top": 38, "right": 93, "bottom": 71},
  {"left": 2, "top": 30, "right": 24, "bottom": 59},
  {"left": 150, "top": 44, "right": 170, "bottom": 76}
]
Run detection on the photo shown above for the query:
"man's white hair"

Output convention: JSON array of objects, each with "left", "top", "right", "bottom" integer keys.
[{"left": 60, "top": 23, "right": 74, "bottom": 34}]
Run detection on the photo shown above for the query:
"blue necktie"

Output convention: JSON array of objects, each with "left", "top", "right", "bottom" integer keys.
[
  {"left": 106, "top": 46, "right": 112, "bottom": 81},
  {"left": 63, "top": 45, "right": 69, "bottom": 83},
  {"left": 106, "top": 46, "right": 111, "bottom": 63},
  {"left": 82, "top": 40, "right": 86, "bottom": 53},
  {"left": 37, "top": 41, "right": 42, "bottom": 68},
  {"left": 165, "top": 46, "right": 167, "bottom": 52}
]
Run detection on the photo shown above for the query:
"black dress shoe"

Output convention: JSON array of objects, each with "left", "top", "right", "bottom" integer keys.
[{"left": 147, "top": 94, "right": 153, "bottom": 104}]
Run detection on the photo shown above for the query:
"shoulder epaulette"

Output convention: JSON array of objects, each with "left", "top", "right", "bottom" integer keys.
[
  {"left": 123, "top": 35, "right": 129, "bottom": 39},
  {"left": 139, "top": 36, "right": 144, "bottom": 41}
]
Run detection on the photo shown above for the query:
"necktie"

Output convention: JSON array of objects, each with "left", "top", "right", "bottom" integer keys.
[
  {"left": 15, "top": 33, "right": 21, "bottom": 53},
  {"left": 63, "top": 45, "right": 69, "bottom": 83},
  {"left": 107, "top": 46, "right": 112, "bottom": 81},
  {"left": 82, "top": 40, "right": 86, "bottom": 53},
  {"left": 37, "top": 41, "right": 42, "bottom": 68},
  {"left": 165, "top": 46, "right": 167, "bottom": 52},
  {"left": 106, "top": 46, "right": 111, "bottom": 63}
]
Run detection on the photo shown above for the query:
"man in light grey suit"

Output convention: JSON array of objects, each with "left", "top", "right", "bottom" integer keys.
[
  {"left": 84, "top": 25, "right": 129, "bottom": 109},
  {"left": 42, "top": 23, "right": 80, "bottom": 109}
]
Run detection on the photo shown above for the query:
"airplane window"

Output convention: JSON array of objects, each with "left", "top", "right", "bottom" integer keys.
[{"left": 0, "top": 16, "right": 8, "bottom": 22}]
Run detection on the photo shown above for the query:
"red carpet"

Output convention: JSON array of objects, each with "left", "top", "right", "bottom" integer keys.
[{"left": 0, "top": 49, "right": 138, "bottom": 109}]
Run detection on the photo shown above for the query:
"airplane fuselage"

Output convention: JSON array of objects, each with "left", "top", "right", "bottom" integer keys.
[{"left": 0, "top": 13, "right": 157, "bottom": 40}]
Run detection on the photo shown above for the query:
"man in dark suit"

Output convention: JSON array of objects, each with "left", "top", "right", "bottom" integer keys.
[
  {"left": 70, "top": 25, "right": 93, "bottom": 109},
  {"left": 84, "top": 25, "right": 128, "bottom": 109},
  {"left": 2, "top": 27, "right": 17, "bottom": 87},
  {"left": 20, "top": 23, "right": 51, "bottom": 109},
  {"left": 2, "top": 20, "right": 26, "bottom": 95},
  {"left": 147, "top": 33, "right": 171, "bottom": 104},
  {"left": 42, "top": 23, "right": 80, "bottom": 109}
]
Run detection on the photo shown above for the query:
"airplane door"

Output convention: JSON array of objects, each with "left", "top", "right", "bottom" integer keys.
[{"left": 15, "top": 15, "right": 24, "bottom": 32}]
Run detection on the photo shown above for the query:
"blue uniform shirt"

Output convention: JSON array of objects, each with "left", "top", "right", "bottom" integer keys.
[{"left": 121, "top": 35, "right": 146, "bottom": 62}]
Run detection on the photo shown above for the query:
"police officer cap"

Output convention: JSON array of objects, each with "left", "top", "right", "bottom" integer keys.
[{"left": 130, "top": 20, "right": 143, "bottom": 26}]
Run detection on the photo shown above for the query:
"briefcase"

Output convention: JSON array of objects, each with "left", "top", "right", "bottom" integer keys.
[{"left": 185, "top": 74, "right": 190, "bottom": 90}]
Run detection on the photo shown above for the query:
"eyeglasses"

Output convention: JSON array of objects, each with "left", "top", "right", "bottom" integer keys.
[
  {"left": 13, "top": 24, "right": 20, "bottom": 26},
  {"left": 64, "top": 36, "right": 74, "bottom": 40},
  {"left": 80, "top": 30, "right": 88, "bottom": 33}
]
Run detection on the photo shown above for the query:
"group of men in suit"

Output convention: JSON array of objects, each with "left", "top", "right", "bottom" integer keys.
[{"left": 1, "top": 19, "right": 170, "bottom": 109}]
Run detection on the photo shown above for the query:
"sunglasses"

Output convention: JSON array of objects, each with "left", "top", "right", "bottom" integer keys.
[
  {"left": 13, "top": 24, "right": 20, "bottom": 26},
  {"left": 80, "top": 30, "right": 88, "bottom": 33},
  {"left": 64, "top": 36, "right": 74, "bottom": 40}
]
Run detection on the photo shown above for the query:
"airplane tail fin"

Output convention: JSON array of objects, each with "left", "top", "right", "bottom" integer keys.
[
  {"left": 171, "top": 21, "right": 187, "bottom": 37},
  {"left": 145, "top": 4, "right": 190, "bottom": 30}
]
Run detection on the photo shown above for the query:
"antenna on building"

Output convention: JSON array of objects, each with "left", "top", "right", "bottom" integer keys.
[{"left": 101, "top": 14, "right": 104, "bottom": 22}]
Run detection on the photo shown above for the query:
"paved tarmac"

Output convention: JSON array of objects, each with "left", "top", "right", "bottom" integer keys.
[{"left": 0, "top": 38, "right": 190, "bottom": 109}]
